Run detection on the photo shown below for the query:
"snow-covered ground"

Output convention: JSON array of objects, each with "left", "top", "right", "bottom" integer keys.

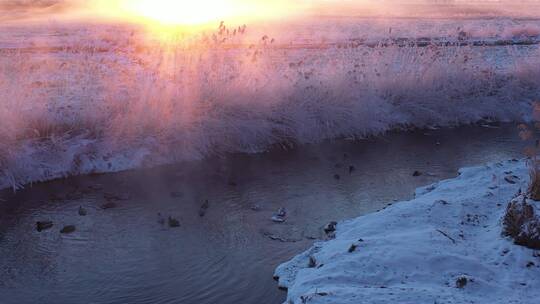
[
  {"left": 1, "top": 17, "right": 539, "bottom": 190},
  {"left": 275, "top": 159, "right": 540, "bottom": 304}
]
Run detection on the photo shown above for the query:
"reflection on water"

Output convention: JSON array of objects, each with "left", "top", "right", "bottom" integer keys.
[{"left": 0, "top": 124, "right": 525, "bottom": 304}]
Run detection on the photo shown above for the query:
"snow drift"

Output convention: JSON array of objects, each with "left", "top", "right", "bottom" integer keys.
[{"left": 274, "top": 159, "right": 540, "bottom": 304}]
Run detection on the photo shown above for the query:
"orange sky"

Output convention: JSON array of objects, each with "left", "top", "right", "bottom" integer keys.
[{"left": 1, "top": 1, "right": 540, "bottom": 24}]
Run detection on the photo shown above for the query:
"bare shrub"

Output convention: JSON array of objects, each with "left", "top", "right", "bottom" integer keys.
[
  {"left": 502, "top": 195, "right": 540, "bottom": 249},
  {"left": 528, "top": 159, "right": 540, "bottom": 201}
]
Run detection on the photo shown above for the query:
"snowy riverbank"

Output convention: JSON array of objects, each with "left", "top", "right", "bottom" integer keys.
[
  {"left": 2, "top": 17, "right": 539, "bottom": 190},
  {"left": 275, "top": 159, "right": 540, "bottom": 304}
]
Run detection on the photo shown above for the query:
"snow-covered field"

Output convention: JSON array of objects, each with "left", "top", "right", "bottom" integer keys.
[
  {"left": 275, "top": 159, "right": 540, "bottom": 304},
  {"left": 1, "top": 17, "right": 539, "bottom": 190}
]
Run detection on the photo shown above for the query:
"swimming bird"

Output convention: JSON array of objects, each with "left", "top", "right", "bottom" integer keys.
[
  {"left": 78, "top": 206, "right": 87, "bottom": 216},
  {"left": 199, "top": 200, "right": 210, "bottom": 217}
]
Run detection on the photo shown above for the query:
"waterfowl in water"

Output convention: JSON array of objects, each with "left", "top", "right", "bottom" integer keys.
[
  {"left": 78, "top": 206, "right": 87, "bottom": 216},
  {"left": 36, "top": 221, "right": 53, "bottom": 232},
  {"left": 60, "top": 225, "right": 76, "bottom": 234},
  {"left": 168, "top": 217, "right": 180, "bottom": 228},
  {"left": 199, "top": 200, "right": 210, "bottom": 217},
  {"left": 271, "top": 208, "right": 287, "bottom": 223}
]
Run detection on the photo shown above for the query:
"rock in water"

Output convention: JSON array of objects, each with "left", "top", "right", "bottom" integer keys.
[
  {"left": 349, "top": 165, "right": 356, "bottom": 174},
  {"left": 168, "top": 217, "right": 180, "bottom": 228},
  {"left": 78, "top": 206, "right": 87, "bottom": 216},
  {"left": 413, "top": 171, "right": 422, "bottom": 177},
  {"left": 36, "top": 221, "right": 53, "bottom": 232},
  {"left": 60, "top": 225, "right": 76, "bottom": 234}
]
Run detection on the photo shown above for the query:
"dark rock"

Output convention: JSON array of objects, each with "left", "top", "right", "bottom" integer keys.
[
  {"left": 334, "top": 174, "right": 341, "bottom": 180},
  {"left": 502, "top": 195, "right": 540, "bottom": 249},
  {"left": 456, "top": 276, "right": 468, "bottom": 288},
  {"left": 308, "top": 256, "right": 317, "bottom": 268},
  {"left": 413, "top": 171, "right": 422, "bottom": 177},
  {"left": 60, "top": 225, "right": 76, "bottom": 234},
  {"left": 526, "top": 261, "right": 535, "bottom": 268},
  {"left": 349, "top": 165, "right": 356, "bottom": 174},
  {"left": 36, "top": 221, "right": 53, "bottom": 232},
  {"left": 168, "top": 217, "right": 180, "bottom": 228},
  {"left": 348, "top": 244, "right": 358, "bottom": 253},
  {"left": 504, "top": 176, "right": 518, "bottom": 184},
  {"left": 78, "top": 206, "right": 87, "bottom": 216}
]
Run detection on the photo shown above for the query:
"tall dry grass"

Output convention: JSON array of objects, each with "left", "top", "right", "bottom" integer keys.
[{"left": 0, "top": 23, "right": 539, "bottom": 189}]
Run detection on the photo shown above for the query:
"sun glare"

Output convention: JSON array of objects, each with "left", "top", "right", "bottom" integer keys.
[{"left": 121, "top": 0, "right": 237, "bottom": 26}]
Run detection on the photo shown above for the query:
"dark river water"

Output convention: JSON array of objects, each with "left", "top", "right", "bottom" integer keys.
[{"left": 0, "top": 124, "right": 526, "bottom": 304}]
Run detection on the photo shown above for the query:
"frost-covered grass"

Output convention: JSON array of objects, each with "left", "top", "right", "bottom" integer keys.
[
  {"left": 275, "top": 159, "right": 540, "bottom": 304},
  {"left": 0, "top": 19, "right": 539, "bottom": 190}
]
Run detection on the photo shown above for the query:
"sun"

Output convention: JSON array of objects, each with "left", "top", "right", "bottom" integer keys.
[
  {"left": 122, "top": 0, "right": 236, "bottom": 25},
  {"left": 90, "top": 0, "right": 302, "bottom": 29}
]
